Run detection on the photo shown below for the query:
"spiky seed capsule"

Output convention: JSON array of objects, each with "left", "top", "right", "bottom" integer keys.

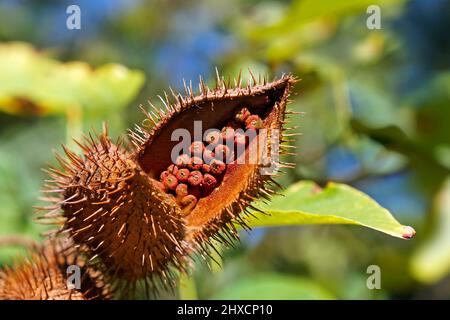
[
  {"left": 40, "top": 72, "right": 297, "bottom": 295},
  {"left": 132, "top": 73, "right": 297, "bottom": 259},
  {"left": 0, "top": 239, "right": 112, "bottom": 300},
  {"left": 39, "top": 129, "right": 188, "bottom": 290}
]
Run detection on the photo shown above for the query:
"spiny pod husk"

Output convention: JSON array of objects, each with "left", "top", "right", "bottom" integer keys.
[
  {"left": 38, "top": 125, "right": 189, "bottom": 292},
  {"left": 132, "top": 71, "right": 298, "bottom": 259},
  {"left": 0, "top": 238, "right": 112, "bottom": 300},
  {"left": 39, "top": 71, "right": 298, "bottom": 296}
]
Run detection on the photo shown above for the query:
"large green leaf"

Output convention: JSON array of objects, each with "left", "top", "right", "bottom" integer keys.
[{"left": 248, "top": 181, "right": 415, "bottom": 239}]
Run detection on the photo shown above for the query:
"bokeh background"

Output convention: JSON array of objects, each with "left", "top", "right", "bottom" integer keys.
[{"left": 1, "top": 0, "right": 450, "bottom": 299}]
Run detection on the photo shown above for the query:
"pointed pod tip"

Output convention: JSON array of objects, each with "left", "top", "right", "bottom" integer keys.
[{"left": 402, "top": 226, "right": 416, "bottom": 239}]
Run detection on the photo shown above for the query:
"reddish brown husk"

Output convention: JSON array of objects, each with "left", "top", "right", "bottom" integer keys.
[
  {"left": 134, "top": 73, "right": 297, "bottom": 254},
  {"left": 39, "top": 72, "right": 298, "bottom": 294},
  {"left": 39, "top": 127, "right": 188, "bottom": 291},
  {"left": 0, "top": 238, "right": 112, "bottom": 300}
]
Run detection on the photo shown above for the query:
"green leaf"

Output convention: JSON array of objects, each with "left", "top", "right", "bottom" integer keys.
[
  {"left": 211, "top": 273, "right": 335, "bottom": 300},
  {"left": 247, "top": 181, "right": 415, "bottom": 239},
  {"left": 0, "top": 42, "right": 145, "bottom": 116}
]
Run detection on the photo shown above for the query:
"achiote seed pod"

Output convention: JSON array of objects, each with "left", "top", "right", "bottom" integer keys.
[
  {"left": 38, "top": 126, "right": 188, "bottom": 291},
  {"left": 0, "top": 238, "right": 112, "bottom": 300},
  {"left": 132, "top": 71, "right": 298, "bottom": 256},
  {"left": 39, "top": 71, "right": 298, "bottom": 294}
]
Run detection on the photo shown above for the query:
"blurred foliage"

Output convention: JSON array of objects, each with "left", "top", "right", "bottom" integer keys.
[
  {"left": 411, "top": 178, "right": 450, "bottom": 284},
  {"left": 1, "top": 0, "right": 450, "bottom": 299},
  {"left": 211, "top": 273, "right": 335, "bottom": 299},
  {"left": 0, "top": 42, "right": 144, "bottom": 140},
  {"left": 0, "top": 42, "right": 144, "bottom": 117}
]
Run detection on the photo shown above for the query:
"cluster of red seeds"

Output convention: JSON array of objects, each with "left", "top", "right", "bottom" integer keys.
[{"left": 155, "top": 107, "right": 263, "bottom": 215}]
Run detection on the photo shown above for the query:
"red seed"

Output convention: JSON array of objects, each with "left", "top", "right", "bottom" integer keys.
[
  {"left": 180, "top": 194, "right": 198, "bottom": 215},
  {"left": 210, "top": 159, "right": 226, "bottom": 175},
  {"left": 202, "top": 174, "right": 217, "bottom": 189},
  {"left": 202, "top": 149, "right": 215, "bottom": 164},
  {"left": 245, "top": 115, "right": 264, "bottom": 130},
  {"left": 167, "top": 164, "right": 178, "bottom": 175},
  {"left": 176, "top": 168, "right": 190, "bottom": 183},
  {"left": 189, "top": 141, "right": 205, "bottom": 156},
  {"left": 221, "top": 126, "right": 235, "bottom": 142},
  {"left": 163, "top": 174, "right": 178, "bottom": 190},
  {"left": 175, "top": 154, "right": 191, "bottom": 167},
  {"left": 188, "top": 170, "right": 203, "bottom": 186},
  {"left": 205, "top": 130, "right": 221, "bottom": 145},
  {"left": 235, "top": 107, "right": 251, "bottom": 123},
  {"left": 160, "top": 170, "right": 170, "bottom": 181},
  {"left": 188, "top": 156, "right": 203, "bottom": 171},
  {"left": 175, "top": 183, "right": 189, "bottom": 198},
  {"left": 201, "top": 164, "right": 211, "bottom": 173},
  {"left": 214, "top": 144, "right": 231, "bottom": 162},
  {"left": 181, "top": 194, "right": 197, "bottom": 207}
]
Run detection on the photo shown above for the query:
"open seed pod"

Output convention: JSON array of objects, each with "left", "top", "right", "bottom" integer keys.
[
  {"left": 38, "top": 71, "right": 298, "bottom": 295},
  {"left": 0, "top": 238, "right": 112, "bottom": 300},
  {"left": 132, "top": 72, "right": 298, "bottom": 255}
]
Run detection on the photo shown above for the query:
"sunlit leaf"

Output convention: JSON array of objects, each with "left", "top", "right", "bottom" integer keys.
[
  {"left": 247, "top": 181, "right": 415, "bottom": 239},
  {"left": 0, "top": 42, "right": 145, "bottom": 116}
]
